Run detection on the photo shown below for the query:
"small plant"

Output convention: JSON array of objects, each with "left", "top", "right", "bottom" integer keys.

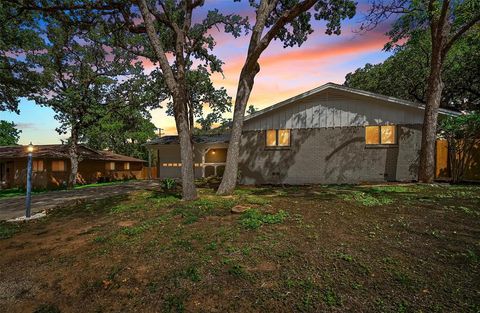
[
  {"left": 324, "top": 288, "right": 341, "bottom": 307},
  {"left": 338, "top": 253, "right": 354, "bottom": 262},
  {"left": 163, "top": 294, "right": 186, "bottom": 313},
  {"left": 228, "top": 263, "right": 247, "bottom": 278},
  {"left": 183, "top": 265, "right": 201, "bottom": 282},
  {"left": 162, "top": 178, "right": 177, "bottom": 191}
]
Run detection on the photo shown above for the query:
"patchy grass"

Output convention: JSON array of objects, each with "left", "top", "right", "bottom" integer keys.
[
  {"left": 239, "top": 208, "right": 288, "bottom": 229},
  {"left": 0, "top": 184, "right": 479, "bottom": 312},
  {"left": 0, "top": 221, "right": 21, "bottom": 239}
]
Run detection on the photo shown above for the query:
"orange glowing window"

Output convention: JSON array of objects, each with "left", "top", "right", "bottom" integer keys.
[
  {"left": 52, "top": 160, "right": 66, "bottom": 172},
  {"left": 266, "top": 129, "right": 291, "bottom": 147},
  {"left": 32, "top": 160, "right": 44, "bottom": 172},
  {"left": 366, "top": 125, "right": 396, "bottom": 145}
]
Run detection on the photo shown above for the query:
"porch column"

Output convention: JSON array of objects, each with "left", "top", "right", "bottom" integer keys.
[
  {"left": 201, "top": 149, "right": 206, "bottom": 178},
  {"left": 147, "top": 149, "right": 152, "bottom": 180}
]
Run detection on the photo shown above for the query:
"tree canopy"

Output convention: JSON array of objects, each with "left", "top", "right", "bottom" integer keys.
[
  {"left": 0, "top": 120, "right": 21, "bottom": 146},
  {"left": 345, "top": 28, "right": 480, "bottom": 110}
]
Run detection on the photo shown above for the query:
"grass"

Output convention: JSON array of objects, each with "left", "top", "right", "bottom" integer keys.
[
  {"left": 0, "top": 180, "right": 134, "bottom": 199},
  {"left": 0, "top": 222, "right": 20, "bottom": 239},
  {"left": 239, "top": 208, "right": 289, "bottom": 229},
  {"left": 1, "top": 183, "right": 479, "bottom": 312}
]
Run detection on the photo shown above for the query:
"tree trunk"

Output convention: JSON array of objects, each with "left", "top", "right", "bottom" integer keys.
[
  {"left": 68, "top": 128, "right": 79, "bottom": 189},
  {"left": 174, "top": 91, "right": 198, "bottom": 200},
  {"left": 217, "top": 64, "right": 259, "bottom": 195},
  {"left": 418, "top": 44, "right": 445, "bottom": 183}
]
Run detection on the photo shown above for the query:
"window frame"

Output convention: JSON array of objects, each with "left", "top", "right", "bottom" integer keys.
[
  {"left": 51, "top": 160, "right": 66, "bottom": 172},
  {"left": 365, "top": 125, "right": 398, "bottom": 146},
  {"left": 32, "top": 159, "right": 44, "bottom": 172},
  {"left": 123, "top": 162, "right": 130, "bottom": 170},
  {"left": 105, "top": 161, "right": 115, "bottom": 171},
  {"left": 265, "top": 129, "right": 291, "bottom": 149}
]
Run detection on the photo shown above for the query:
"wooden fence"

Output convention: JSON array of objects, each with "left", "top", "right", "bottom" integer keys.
[
  {"left": 436, "top": 139, "right": 480, "bottom": 181},
  {"left": 140, "top": 167, "right": 158, "bottom": 180}
]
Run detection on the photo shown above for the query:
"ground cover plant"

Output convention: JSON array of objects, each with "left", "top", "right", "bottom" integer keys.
[{"left": 0, "top": 184, "right": 479, "bottom": 312}]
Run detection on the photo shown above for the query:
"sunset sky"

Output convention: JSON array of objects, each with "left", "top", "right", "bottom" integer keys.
[{"left": 2, "top": 0, "right": 393, "bottom": 145}]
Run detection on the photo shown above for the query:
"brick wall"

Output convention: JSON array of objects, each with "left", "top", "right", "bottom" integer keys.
[{"left": 238, "top": 125, "right": 422, "bottom": 184}]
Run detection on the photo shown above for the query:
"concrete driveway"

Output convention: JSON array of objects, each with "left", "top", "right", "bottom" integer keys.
[{"left": 0, "top": 180, "right": 160, "bottom": 220}]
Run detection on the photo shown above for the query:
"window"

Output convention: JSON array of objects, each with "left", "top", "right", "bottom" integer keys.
[
  {"left": 124, "top": 162, "right": 130, "bottom": 170},
  {"left": 32, "top": 160, "right": 44, "bottom": 172},
  {"left": 105, "top": 162, "right": 115, "bottom": 170},
  {"left": 51, "top": 160, "right": 65, "bottom": 172},
  {"left": 266, "top": 129, "right": 291, "bottom": 147},
  {"left": 266, "top": 130, "right": 277, "bottom": 147},
  {"left": 365, "top": 125, "right": 397, "bottom": 145}
]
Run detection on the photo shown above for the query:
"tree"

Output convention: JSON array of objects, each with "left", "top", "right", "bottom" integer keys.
[
  {"left": 5, "top": 1, "right": 245, "bottom": 200},
  {"left": 362, "top": 0, "right": 480, "bottom": 182},
  {"left": 0, "top": 121, "right": 21, "bottom": 145},
  {"left": 438, "top": 113, "right": 480, "bottom": 183},
  {"left": 247, "top": 105, "right": 258, "bottom": 115},
  {"left": 0, "top": 2, "right": 43, "bottom": 113},
  {"left": 28, "top": 15, "right": 139, "bottom": 188},
  {"left": 345, "top": 29, "right": 480, "bottom": 110},
  {"left": 217, "top": 0, "right": 356, "bottom": 195},
  {"left": 81, "top": 77, "right": 159, "bottom": 160},
  {"left": 162, "top": 66, "right": 232, "bottom": 131}
]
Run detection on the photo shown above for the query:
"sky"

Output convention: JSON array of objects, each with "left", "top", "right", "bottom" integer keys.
[{"left": 1, "top": 0, "right": 393, "bottom": 144}]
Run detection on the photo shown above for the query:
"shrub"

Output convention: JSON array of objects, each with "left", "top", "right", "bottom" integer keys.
[{"left": 161, "top": 178, "right": 177, "bottom": 191}]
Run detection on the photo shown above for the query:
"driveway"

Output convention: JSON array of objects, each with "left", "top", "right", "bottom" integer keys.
[{"left": 0, "top": 180, "right": 160, "bottom": 220}]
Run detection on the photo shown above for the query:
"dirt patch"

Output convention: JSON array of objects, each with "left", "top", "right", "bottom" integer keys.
[{"left": 0, "top": 185, "right": 479, "bottom": 312}]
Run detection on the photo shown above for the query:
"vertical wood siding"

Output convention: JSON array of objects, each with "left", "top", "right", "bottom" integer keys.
[{"left": 244, "top": 89, "right": 424, "bottom": 130}]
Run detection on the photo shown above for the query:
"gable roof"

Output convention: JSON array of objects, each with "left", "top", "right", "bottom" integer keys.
[
  {"left": 146, "top": 133, "right": 230, "bottom": 146},
  {"left": 245, "top": 82, "right": 460, "bottom": 122},
  {"left": 0, "top": 144, "right": 146, "bottom": 162}
]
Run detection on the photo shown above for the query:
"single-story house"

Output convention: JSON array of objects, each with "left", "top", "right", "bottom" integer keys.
[
  {"left": 146, "top": 83, "right": 459, "bottom": 185},
  {"left": 0, "top": 144, "right": 146, "bottom": 189}
]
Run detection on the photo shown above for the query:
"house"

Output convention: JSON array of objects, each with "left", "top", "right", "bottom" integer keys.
[
  {"left": 0, "top": 144, "right": 146, "bottom": 189},
  {"left": 146, "top": 83, "right": 459, "bottom": 184}
]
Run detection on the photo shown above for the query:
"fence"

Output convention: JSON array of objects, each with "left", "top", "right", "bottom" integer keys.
[{"left": 436, "top": 139, "right": 480, "bottom": 181}]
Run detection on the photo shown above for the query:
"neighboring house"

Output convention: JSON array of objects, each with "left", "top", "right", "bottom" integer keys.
[
  {"left": 0, "top": 144, "right": 146, "bottom": 189},
  {"left": 147, "top": 83, "right": 459, "bottom": 185}
]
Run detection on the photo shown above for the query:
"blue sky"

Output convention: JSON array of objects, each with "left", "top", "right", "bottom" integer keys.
[{"left": 2, "top": 0, "right": 393, "bottom": 144}]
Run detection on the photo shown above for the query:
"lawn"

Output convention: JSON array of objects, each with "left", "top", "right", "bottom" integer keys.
[
  {"left": 0, "top": 184, "right": 479, "bottom": 312},
  {"left": 0, "top": 180, "right": 132, "bottom": 199}
]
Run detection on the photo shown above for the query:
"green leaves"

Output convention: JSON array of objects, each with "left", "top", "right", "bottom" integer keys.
[
  {"left": 0, "top": 121, "right": 21, "bottom": 146},
  {"left": 345, "top": 29, "right": 480, "bottom": 111}
]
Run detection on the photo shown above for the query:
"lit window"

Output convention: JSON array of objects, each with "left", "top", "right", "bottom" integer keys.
[
  {"left": 266, "top": 130, "right": 277, "bottom": 147},
  {"left": 278, "top": 129, "right": 290, "bottom": 146},
  {"left": 105, "top": 162, "right": 115, "bottom": 170},
  {"left": 365, "top": 126, "right": 380, "bottom": 145},
  {"left": 33, "top": 160, "right": 44, "bottom": 172},
  {"left": 162, "top": 163, "right": 168, "bottom": 167},
  {"left": 381, "top": 125, "right": 396, "bottom": 144},
  {"left": 124, "top": 162, "right": 130, "bottom": 170},
  {"left": 266, "top": 129, "right": 291, "bottom": 147},
  {"left": 365, "top": 125, "right": 396, "bottom": 145},
  {"left": 52, "top": 160, "right": 66, "bottom": 172}
]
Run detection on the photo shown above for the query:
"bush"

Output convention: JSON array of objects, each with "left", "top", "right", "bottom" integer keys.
[{"left": 161, "top": 178, "right": 177, "bottom": 191}]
